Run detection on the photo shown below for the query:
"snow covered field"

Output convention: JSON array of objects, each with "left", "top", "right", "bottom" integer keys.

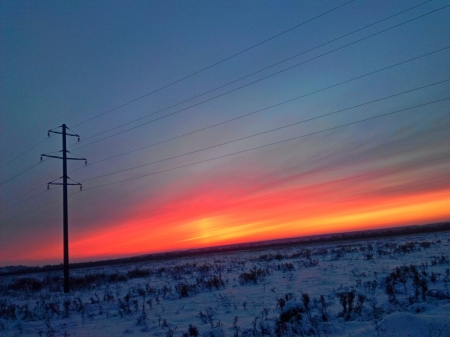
[{"left": 1, "top": 231, "right": 450, "bottom": 337}]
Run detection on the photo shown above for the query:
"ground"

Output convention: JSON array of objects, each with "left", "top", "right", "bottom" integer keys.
[{"left": 1, "top": 231, "right": 450, "bottom": 337}]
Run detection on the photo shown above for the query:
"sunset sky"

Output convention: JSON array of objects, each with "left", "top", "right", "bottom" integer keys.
[{"left": 1, "top": 0, "right": 450, "bottom": 267}]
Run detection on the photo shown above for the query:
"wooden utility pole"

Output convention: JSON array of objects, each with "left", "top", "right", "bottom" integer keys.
[{"left": 41, "top": 124, "right": 86, "bottom": 293}]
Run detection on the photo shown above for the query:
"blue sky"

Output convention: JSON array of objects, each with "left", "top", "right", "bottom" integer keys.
[{"left": 1, "top": 0, "right": 449, "bottom": 266}]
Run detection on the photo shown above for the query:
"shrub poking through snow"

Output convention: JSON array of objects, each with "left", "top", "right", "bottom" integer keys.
[
  {"left": 238, "top": 268, "right": 270, "bottom": 285},
  {"left": 354, "top": 294, "right": 366, "bottom": 315},
  {"left": 338, "top": 289, "right": 356, "bottom": 321},
  {"left": 318, "top": 295, "right": 329, "bottom": 322},
  {"left": 274, "top": 302, "right": 305, "bottom": 337},
  {"left": 301, "top": 293, "right": 311, "bottom": 319},
  {"left": 8, "top": 278, "right": 43, "bottom": 292},
  {"left": 175, "top": 282, "right": 198, "bottom": 298},
  {"left": 199, "top": 274, "right": 226, "bottom": 291},
  {"left": 1, "top": 232, "right": 450, "bottom": 336}
]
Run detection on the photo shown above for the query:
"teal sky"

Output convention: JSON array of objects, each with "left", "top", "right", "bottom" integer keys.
[{"left": 1, "top": 0, "right": 450, "bottom": 266}]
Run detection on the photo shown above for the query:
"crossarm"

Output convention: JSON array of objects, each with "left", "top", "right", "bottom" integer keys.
[{"left": 41, "top": 154, "right": 87, "bottom": 161}]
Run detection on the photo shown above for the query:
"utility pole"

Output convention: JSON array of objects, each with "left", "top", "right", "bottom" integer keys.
[{"left": 41, "top": 124, "right": 86, "bottom": 293}]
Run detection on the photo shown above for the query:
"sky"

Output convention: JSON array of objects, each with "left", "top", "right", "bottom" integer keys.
[{"left": 1, "top": 0, "right": 449, "bottom": 267}]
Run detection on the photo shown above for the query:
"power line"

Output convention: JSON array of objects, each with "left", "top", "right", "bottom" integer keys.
[
  {"left": 80, "top": 96, "right": 449, "bottom": 191},
  {"left": 0, "top": 191, "right": 80, "bottom": 225},
  {"left": 8, "top": 13, "right": 446, "bottom": 214},
  {"left": 10, "top": 78, "right": 450, "bottom": 212},
  {"left": 0, "top": 189, "right": 49, "bottom": 213},
  {"left": 71, "top": 75, "right": 450, "bottom": 176},
  {"left": 0, "top": 172, "right": 83, "bottom": 215},
  {"left": 70, "top": 44, "right": 450, "bottom": 157},
  {"left": 4, "top": 38, "right": 448, "bottom": 214},
  {"left": 0, "top": 126, "right": 65, "bottom": 169},
  {"left": 1, "top": 158, "right": 52, "bottom": 186},
  {"left": 0, "top": 155, "right": 64, "bottom": 207},
  {"left": 78, "top": 84, "right": 450, "bottom": 183},
  {"left": 3, "top": 97, "right": 447, "bottom": 225},
  {"left": 1, "top": 162, "right": 41, "bottom": 185},
  {"left": 0, "top": 148, "right": 84, "bottom": 204},
  {"left": 0, "top": 137, "right": 48, "bottom": 169},
  {"left": 70, "top": 0, "right": 356, "bottom": 128},
  {"left": 0, "top": 184, "right": 47, "bottom": 207},
  {"left": 0, "top": 133, "right": 72, "bottom": 191},
  {"left": 71, "top": 0, "right": 434, "bottom": 141},
  {"left": 71, "top": 6, "right": 450, "bottom": 151}
]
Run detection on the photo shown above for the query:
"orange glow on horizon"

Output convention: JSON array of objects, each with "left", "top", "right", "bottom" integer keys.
[
  {"left": 64, "top": 188, "right": 450, "bottom": 261},
  {"left": 6, "top": 167, "right": 450, "bottom": 265}
]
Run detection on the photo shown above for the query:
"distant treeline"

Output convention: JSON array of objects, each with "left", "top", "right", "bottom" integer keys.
[{"left": 1, "top": 221, "right": 449, "bottom": 277}]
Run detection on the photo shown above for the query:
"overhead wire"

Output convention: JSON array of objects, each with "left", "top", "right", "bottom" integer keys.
[
  {"left": 0, "top": 125, "right": 65, "bottom": 169},
  {"left": 78, "top": 82, "right": 450, "bottom": 183},
  {"left": 0, "top": 126, "right": 72, "bottom": 201},
  {"left": 0, "top": 137, "right": 48, "bottom": 169},
  {"left": 70, "top": 5, "right": 450, "bottom": 151},
  {"left": 1, "top": 158, "right": 53, "bottom": 186},
  {"left": 81, "top": 97, "right": 450, "bottom": 190},
  {"left": 70, "top": 0, "right": 433, "bottom": 141},
  {"left": 0, "top": 189, "right": 49, "bottom": 213},
  {"left": 0, "top": 138, "right": 83, "bottom": 211},
  {"left": 5, "top": 38, "right": 447, "bottom": 210},
  {"left": 1, "top": 162, "right": 43, "bottom": 186},
  {"left": 2, "top": 3, "right": 448, "bottom": 226},
  {"left": 0, "top": 191, "right": 79, "bottom": 225},
  {"left": 0, "top": 184, "right": 47, "bottom": 207},
  {"left": 2, "top": 96, "right": 448, "bottom": 225},
  {"left": 8, "top": 76, "right": 449, "bottom": 212},
  {"left": 0, "top": 175, "right": 74, "bottom": 213},
  {"left": 68, "top": 50, "right": 450, "bottom": 173},
  {"left": 0, "top": 137, "right": 82, "bottom": 206},
  {"left": 70, "top": 0, "right": 356, "bottom": 128},
  {"left": 9, "top": 56, "right": 444, "bottom": 214}
]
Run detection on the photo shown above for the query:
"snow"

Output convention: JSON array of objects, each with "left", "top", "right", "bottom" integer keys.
[{"left": 1, "top": 231, "right": 450, "bottom": 336}]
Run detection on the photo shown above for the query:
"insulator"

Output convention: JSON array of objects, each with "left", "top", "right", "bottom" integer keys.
[
  {"left": 85, "top": 160, "right": 87, "bottom": 166},
  {"left": 40, "top": 156, "right": 43, "bottom": 162},
  {"left": 80, "top": 186, "right": 83, "bottom": 191},
  {"left": 47, "top": 185, "right": 50, "bottom": 190},
  {"left": 78, "top": 137, "right": 80, "bottom": 142}
]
